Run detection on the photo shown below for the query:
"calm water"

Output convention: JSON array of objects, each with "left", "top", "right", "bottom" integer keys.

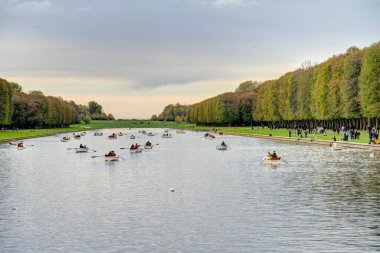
[{"left": 1, "top": 129, "right": 380, "bottom": 252}]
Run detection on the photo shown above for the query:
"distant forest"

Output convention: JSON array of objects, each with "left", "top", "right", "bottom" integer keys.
[
  {"left": 0, "top": 79, "right": 114, "bottom": 128},
  {"left": 154, "top": 42, "right": 380, "bottom": 129}
]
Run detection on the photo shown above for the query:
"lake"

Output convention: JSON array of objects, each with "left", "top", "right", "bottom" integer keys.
[{"left": 1, "top": 129, "right": 379, "bottom": 252}]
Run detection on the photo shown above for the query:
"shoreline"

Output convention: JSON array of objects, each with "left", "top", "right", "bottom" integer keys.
[
  {"left": 226, "top": 132, "right": 380, "bottom": 150},
  {"left": 1, "top": 123, "right": 379, "bottom": 151}
]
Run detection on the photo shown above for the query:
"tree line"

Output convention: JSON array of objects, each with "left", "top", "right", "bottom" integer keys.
[
  {"left": 0, "top": 78, "right": 114, "bottom": 128},
  {"left": 154, "top": 42, "right": 380, "bottom": 129}
]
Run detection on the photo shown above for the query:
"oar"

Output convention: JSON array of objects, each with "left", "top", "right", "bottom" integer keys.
[
  {"left": 91, "top": 155, "right": 103, "bottom": 158},
  {"left": 9, "top": 142, "right": 16, "bottom": 145},
  {"left": 261, "top": 157, "right": 268, "bottom": 164},
  {"left": 89, "top": 149, "right": 97, "bottom": 153},
  {"left": 119, "top": 156, "right": 126, "bottom": 161},
  {"left": 67, "top": 148, "right": 77, "bottom": 150},
  {"left": 226, "top": 145, "right": 232, "bottom": 149},
  {"left": 26, "top": 145, "right": 34, "bottom": 147}
]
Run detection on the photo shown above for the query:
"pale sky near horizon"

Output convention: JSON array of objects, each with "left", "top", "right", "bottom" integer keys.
[{"left": 1, "top": 0, "right": 379, "bottom": 119}]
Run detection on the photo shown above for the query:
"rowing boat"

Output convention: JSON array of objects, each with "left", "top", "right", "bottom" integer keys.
[
  {"left": 162, "top": 133, "right": 172, "bottom": 138},
  {"left": 94, "top": 132, "right": 103, "bottom": 136},
  {"left": 262, "top": 156, "right": 282, "bottom": 164},
  {"left": 108, "top": 134, "right": 117, "bottom": 139},
  {"left": 105, "top": 154, "right": 119, "bottom": 161},
  {"left": 176, "top": 130, "right": 185, "bottom": 134},
  {"left": 130, "top": 148, "right": 143, "bottom": 153},
  {"left": 130, "top": 135, "right": 136, "bottom": 139},
  {"left": 61, "top": 136, "right": 71, "bottom": 142},
  {"left": 75, "top": 147, "right": 89, "bottom": 153},
  {"left": 216, "top": 145, "right": 228, "bottom": 150},
  {"left": 147, "top": 132, "right": 155, "bottom": 136}
]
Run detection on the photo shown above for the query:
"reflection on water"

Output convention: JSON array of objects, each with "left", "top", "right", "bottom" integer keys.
[{"left": 0, "top": 129, "right": 380, "bottom": 252}]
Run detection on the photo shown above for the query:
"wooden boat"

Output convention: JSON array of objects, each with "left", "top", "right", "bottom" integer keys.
[
  {"left": 144, "top": 142, "right": 153, "bottom": 149},
  {"left": 73, "top": 134, "right": 81, "bottom": 140},
  {"left": 262, "top": 156, "right": 282, "bottom": 164},
  {"left": 108, "top": 133, "right": 117, "bottom": 139},
  {"left": 118, "top": 132, "right": 124, "bottom": 136},
  {"left": 105, "top": 152, "right": 119, "bottom": 161},
  {"left": 147, "top": 132, "right": 155, "bottom": 136},
  {"left": 130, "top": 147, "right": 143, "bottom": 153},
  {"left": 161, "top": 133, "right": 172, "bottom": 138},
  {"left": 130, "top": 135, "right": 136, "bottom": 139},
  {"left": 94, "top": 132, "right": 103, "bottom": 136},
  {"left": 176, "top": 130, "right": 185, "bottom": 134},
  {"left": 61, "top": 136, "right": 71, "bottom": 142},
  {"left": 17, "top": 143, "right": 24, "bottom": 150},
  {"left": 216, "top": 144, "right": 228, "bottom": 150},
  {"left": 75, "top": 147, "right": 89, "bottom": 153},
  {"left": 80, "top": 132, "right": 86, "bottom": 136}
]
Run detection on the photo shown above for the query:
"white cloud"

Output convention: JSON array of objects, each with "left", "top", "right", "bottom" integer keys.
[{"left": 4, "top": 0, "right": 59, "bottom": 13}]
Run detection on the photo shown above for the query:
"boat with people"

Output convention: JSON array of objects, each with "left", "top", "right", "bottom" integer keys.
[
  {"left": 94, "top": 132, "right": 103, "bottom": 136},
  {"left": 144, "top": 141, "right": 153, "bottom": 149},
  {"left": 176, "top": 130, "right": 185, "bottom": 134},
  {"left": 80, "top": 132, "right": 86, "bottom": 136},
  {"left": 147, "top": 132, "right": 155, "bottom": 136},
  {"left": 105, "top": 151, "right": 119, "bottom": 161},
  {"left": 17, "top": 142, "right": 24, "bottom": 150},
  {"left": 75, "top": 144, "right": 89, "bottom": 153},
  {"left": 162, "top": 133, "right": 172, "bottom": 138},
  {"left": 204, "top": 133, "right": 215, "bottom": 140},
  {"left": 61, "top": 136, "right": 71, "bottom": 142},
  {"left": 216, "top": 141, "right": 228, "bottom": 150},
  {"left": 130, "top": 144, "right": 143, "bottom": 153},
  {"left": 330, "top": 142, "right": 342, "bottom": 151},
  {"left": 118, "top": 132, "right": 124, "bottom": 136},
  {"left": 262, "top": 151, "right": 282, "bottom": 164},
  {"left": 108, "top": 133, "right": 117, "bottom": 139},
  {"left": 130, "top": 135, "right": 136, "bottom": 139},
  {"left": 73, "top": 134, "right": 81, "bottom": 140}
]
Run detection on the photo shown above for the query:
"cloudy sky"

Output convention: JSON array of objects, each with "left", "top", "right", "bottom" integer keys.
[{"left": 1, "top": 0, "right": 379, "bottom": 118}]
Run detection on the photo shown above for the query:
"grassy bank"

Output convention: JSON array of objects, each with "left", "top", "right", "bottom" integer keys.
[{"left": 0, "top": 120, "right": 372, "bottom": 145}]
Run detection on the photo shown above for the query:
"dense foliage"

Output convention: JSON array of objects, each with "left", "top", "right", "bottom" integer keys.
[
  {"left": 155, "top": 42, "right": 380, "bottom": 128},
  {"left": 0, "top": 78, "right": 114, "bottom": 128}
]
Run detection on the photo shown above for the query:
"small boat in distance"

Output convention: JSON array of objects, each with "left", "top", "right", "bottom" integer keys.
[
  {"left": 105, "top": 151, "right": 119, "bottom": 161},
  {"left": 108, "top": 133, "right": 117, "bottom": 139},
  {"left": 130, "top": 144, "right": 143, "bottom": 153},
  {"left": 61, "top": 136, "right": 71, "bottom": 142},
  {"left": 75, "top": 144, "right": 89, "bottom": 153},
  {"left": 17, "top": 142, "right": 24, "bottom": 150},
  {"left": 144, "top": 141, "right": 153, "bottom": 149},
  {"left": 118, "top": 132, "right": 123, "bottom": 136},
  {"left": 94, "top": 132, "right": 103, "bottom": 136},
  {"left": 147, "top": 132, "right": 155, "bottom": 136},
  {"left": 73, "top": 134, "right": 81, "bottom": 140},
  {"left": 176, "top": 130, "right": 185, "bottom": 134},
  {"left": 130, "top": 135, "right": 136, "bottom": 139},
  {"left": 262, "top": 151, "right": 281, "bottom": 164},
  {"left": 216, "top": 141, "right": 228, "bottom": 150},
  {"left": 162, "top": 133, "right": 172, "bottom": 138}
]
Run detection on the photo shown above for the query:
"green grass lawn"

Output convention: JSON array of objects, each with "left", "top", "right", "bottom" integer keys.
[{"left": 0, "top": 120, "right": 371, "bottom": 145}]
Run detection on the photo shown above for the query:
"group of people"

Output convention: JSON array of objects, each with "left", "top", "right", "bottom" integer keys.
[
  {"left": 106, "top": 151, "right": 116, "bottom": 157},
  {"left": 130, "top": 143, "right": 140, "bottom": 149}
]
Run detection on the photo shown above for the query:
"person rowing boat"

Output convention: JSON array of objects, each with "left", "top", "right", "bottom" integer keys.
[
  {"left": 105, "top": 151, "right": 119, "bottom": 161},
  {"left": 144, "top": 141, "right": 153, "bottom": 149},
  {"left": 262, "top": 151, "right": 282, "bottom": 164},
  {"left": 216, "top": 141, "right": 229, "bottom": 150}
]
